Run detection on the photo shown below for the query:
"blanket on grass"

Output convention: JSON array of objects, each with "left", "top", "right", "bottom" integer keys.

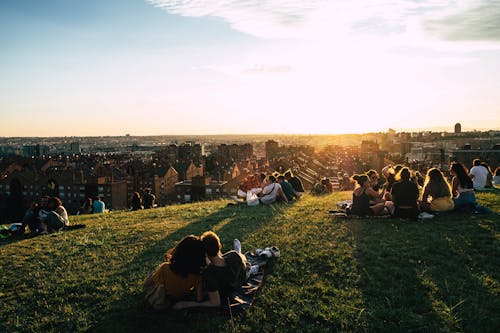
[{"left": 224, "top": 252, "right": 271, "bottom": 315}]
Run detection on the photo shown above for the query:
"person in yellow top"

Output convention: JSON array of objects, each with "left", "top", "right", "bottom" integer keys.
[
  {"left": 143, "top": 235, "right": 206, "bottom": 310},
  {"left": 421, "top": 168, "right": 455, "bottom": 212}
]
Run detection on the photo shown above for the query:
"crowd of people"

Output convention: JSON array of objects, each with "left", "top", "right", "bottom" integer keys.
[
  {"left": 17, "top": 195, "right": 70, "bottom": 237},
  {"left": 131, "top": 188, "right": 157, "bottom": 211},
  {"left": 232, "top": 170, "right": 305, "bottom": 206},
  {"left": 346, "top": 158, "right": 495, "bottom": 219},
  {"left": 78, "top": 188, "right": 157, "bottom": 215},
  {"left": 77, "top": 196, "right": 107, "bottom": 215}
]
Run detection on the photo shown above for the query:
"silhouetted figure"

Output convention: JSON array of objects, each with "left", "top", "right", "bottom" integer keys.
[
  {"left": 131, "top": 192, "right": 143, "bottom": 211},
  {"left": 79, "top": 197, "right": 93, "bottom": 215},
  {"left": 391, "top": 168, "right": 419, "bottom": 219},
  {"left": 143, "top": 189, "right": 156, "bottom": 209}
]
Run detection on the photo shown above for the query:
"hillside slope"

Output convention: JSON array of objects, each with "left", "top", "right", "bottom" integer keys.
[{"left": 1, "top": 192, "right": 499, "bottom": 332}]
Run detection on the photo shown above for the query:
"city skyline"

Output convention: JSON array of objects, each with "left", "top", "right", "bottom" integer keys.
[{"left": 1, "top": 0, "right": 500, "bottom": 136}]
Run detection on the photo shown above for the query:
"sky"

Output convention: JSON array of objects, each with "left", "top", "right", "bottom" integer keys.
[{"left": 1, "top": 0, "right": 500, "bottom": 136}]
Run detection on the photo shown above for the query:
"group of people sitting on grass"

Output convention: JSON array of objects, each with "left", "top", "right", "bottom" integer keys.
[
  {"left": 348, "top": 159, "right": 494, "bottom": 219},
  {"left": 233, "top": 170, "right": 305, "bottom": 205},
  {"left": 17, "top": 196, "right": 70, "bottom": 236},
  {"left": 143, "top": 231, "right": 278, "bottom": 311}
]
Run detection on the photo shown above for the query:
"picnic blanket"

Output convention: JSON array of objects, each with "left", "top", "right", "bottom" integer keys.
[{"left": 225, "top": 251, "right": 272, "bottom": 315}]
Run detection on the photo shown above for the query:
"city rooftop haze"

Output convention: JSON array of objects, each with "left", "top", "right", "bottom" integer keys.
[{"left": 1, "top": 0, "right": 500, "bottom": 137}]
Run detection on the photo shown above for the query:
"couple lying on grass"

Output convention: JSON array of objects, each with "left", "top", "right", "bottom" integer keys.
[{"left": 143, "top": 231, "right": 265, "bottom": 311}]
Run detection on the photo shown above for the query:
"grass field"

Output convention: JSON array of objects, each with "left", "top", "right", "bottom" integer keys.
[{"left": 1, "top": 191, "right": 499, "bottom": 332}]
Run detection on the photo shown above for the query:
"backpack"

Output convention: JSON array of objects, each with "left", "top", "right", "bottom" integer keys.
[{"left": 222, "top": 250, "right": 248, "bottom": 290}]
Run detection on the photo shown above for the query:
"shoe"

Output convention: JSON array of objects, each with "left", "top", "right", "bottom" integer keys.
[
  {"left": 260, "top": 249, "right": 273, "bottom": 258},
  {"left": 255, "top": 248, "right": 264, "bottom": 255},
  {"left": 264, "top": 246, "right": 280, "bottom": 257},
  {"left": 418, "top": 212, "right": 434, "bottom": 220},
  {"left": 233, "top": 239, "right": 241, "bottom": 253}
]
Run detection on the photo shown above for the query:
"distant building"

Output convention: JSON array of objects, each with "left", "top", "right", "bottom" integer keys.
[
  {"left": 152, "top": 166, "right": 179, "bottom": 205},
  {"left": 22, "top": 144, "right": 49, "bottom": 158},
  {"left": 178, "top": 143, "right": 202, "bottom": 163},
  {"left": 455, "top": 123, "right": 461, "bottom": 134},
  {"left": 452, "top": 144, "right": 500, "bottom": 168},
  {"left": 265, "top": 140, "right": 279, "bottom": 160},
  {"left": 70, "top": 142, "right": 81, "bottom": 154},
  {"left": 175, "top": 175, "right": 227, "bottom": 203}
]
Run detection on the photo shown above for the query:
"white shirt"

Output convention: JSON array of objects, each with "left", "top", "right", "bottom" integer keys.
[
  {"left": 470, "top": 165, "right": 489, "bottom": 189},
  {"left": 259, "top": 183, "right": 282, "bottom": 205}
]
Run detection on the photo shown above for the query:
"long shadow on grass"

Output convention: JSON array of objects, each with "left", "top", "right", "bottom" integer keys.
[
  {"left": 351, "top": 212, "right": 500, "bottom": 332},
  {"left": 89, "top": 202, "right": 289, "bottom": 333}
]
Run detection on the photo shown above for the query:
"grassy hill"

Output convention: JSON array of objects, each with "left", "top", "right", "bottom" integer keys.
[{"left": 1, "top": 192, "right": 499, "bottom": 332}]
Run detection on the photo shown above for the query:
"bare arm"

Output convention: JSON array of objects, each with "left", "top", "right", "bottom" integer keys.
[
  {"left": 173, "top": 290, "right": 220, "bottom": 310},
  {"left": 422, "top": 186, "right": 430, "bottom": 203},
  {"left": 366, "top": 187, "right": 381, "bottom": 199},
  {"left": 451, "top": 177, "right": 459, "bottom": 197}
]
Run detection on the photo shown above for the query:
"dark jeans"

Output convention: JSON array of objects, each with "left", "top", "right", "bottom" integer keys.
[
  {"left": 42, "top": 212, "right": 65, "bottom": 232},
  {"left": 22, "top": 215, "right": 41, "bottom": 233}
]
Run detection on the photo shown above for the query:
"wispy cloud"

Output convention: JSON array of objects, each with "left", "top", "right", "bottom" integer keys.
[
  {"left": 146, "top": 0, "right": 500, "bottom": 45},
  {"left": 422, "top": 0, "right": 500, "bottom": 41}
]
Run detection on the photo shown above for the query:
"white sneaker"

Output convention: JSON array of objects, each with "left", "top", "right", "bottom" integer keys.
[
  {"left": 260, "top": 249, "right": 273, "bottom": 258},
  {"left": 255, "top": 248, "right": 264, "bottom": 255},
  {"left": 233, "top": 239, "right": 241, "bottom": 253},
  {"left": 264, "top": 246, "right": 281, "bottom": 257},
  {"left": 418, "top": 212, "right": 434, "bottom": 220}
]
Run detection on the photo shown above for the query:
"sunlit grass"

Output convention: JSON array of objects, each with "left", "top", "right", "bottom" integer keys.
[{"left": 0, "top": 192, "right": 498, "bottom": 332}]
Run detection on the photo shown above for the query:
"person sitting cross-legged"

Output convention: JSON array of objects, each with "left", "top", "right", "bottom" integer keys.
[
  {"left": 420, "top": 168, "right": 454, "bottom": 212},
  {"left": 40, "top": 197, "right": 69, "bottom": 233},
  {"left": 391, "top": 167, "right": 420, "bottom": 219}
]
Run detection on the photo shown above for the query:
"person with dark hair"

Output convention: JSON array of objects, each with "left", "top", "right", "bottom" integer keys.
[
  {"left": 414, "top": 171, "right": 425, "bottom": 188},
  {"left": 284, "top": 170, "right": 305, "bottom": 195},
  {"left": 79, "top": 197, "right": 93, "bottom": 215},
  {"left": 143, "top": 188, "right": 156, "bottom": 209},
  {"left": 421, "top": 168, "right": 454, "bottom": 212},
  {"left": 390, "top": 168, "right": 420, "bottom": 218},
  {"left": 469, "top": 159, "right": 489, "bottom": 190},
  {"left": 366, "top": 169, "right": 384, "bottom": 203},
  {"left": 450, "top": 162, "right": 477, "bottom": 210},
  {"left": 19, "top": 200, "right": 41, "bottom": 235},
  {"left": 366, "top": 169, "right": 380, "bottom": 191},
  {"left": 143, "top": 235, "right": 206, "bottom": 310},
  {"left": 350, "top": 174, "right": 386, "bottom": 216},
  {"left": 259, "top": 173, "right": 270, "bottom": 188},
  {"left": 480, "top": 162, "right": 493, "bottom": 188},
  {"left": 131, "top": 192, "right": 143, "bottom": 210},
  {"left": 40, "top": 197, "right": 69, "bottom": 232},
  {"left": 173, "top": 231, "right": 251, "bottom": 309},
  {"left": 258, "top": 175, "right": 288, "bottom": 204},
  {"left": 381, "top": 165, "right": 396, "bottom": 201},
  {"left": 277, "top": 175, "right": 298, "bottom": 201},
  {"left": 93, "top": 196, "right": 105, "bottom": 214}
]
